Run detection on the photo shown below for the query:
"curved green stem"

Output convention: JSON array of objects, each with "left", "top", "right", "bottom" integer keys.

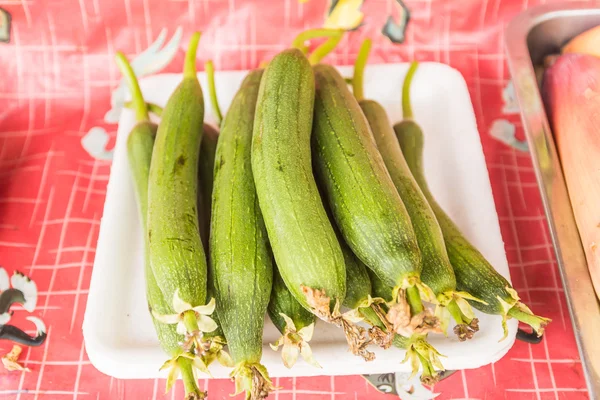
[
  {"left": 184, "top": 32, "right": 202, "bottom": 79},
  {"left": 402, "top": 61, "right": 419, "bottom": 120},
  {"left": 508, "top": 305, "right": 550, "bottom": 336},
  {"left": 125, "top": 101, "right": 163, "bottom": 117},
  {"left": 307, "top": 30, "right": 344, "bottom": 65},
  {"left": 352, "top": 38, "right": 372, "bottom": 101},
  {"left": 292, "top": 28, "right": 341, "bottom": 50},
  {"left": 406, "top": 285, "right": 424, "bottom": 315},
  {"left": 114, "top": 52, "right": 148, "bottom": 122},
  {"left": 178, "top": 357, "right": 204, "bottom": 398},
  {"left": 205, "top": 60, "right": 222, "bottom": 126}
]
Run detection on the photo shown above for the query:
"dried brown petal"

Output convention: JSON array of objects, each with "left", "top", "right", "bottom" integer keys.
[
  {"left": 338, "top": 317, "right": 374, "bottom": 361},
  {"left": 386, "top": 289, "right": 412, "bottom": 335},
  {"left": 368, "top": 326, "right": 393, "bottom": 349},
  {"left": 301, "top": 286, "right": 332, "bottom": 319},
  {"left": 453, "top": 324, "right": 473, "bottom": 341},
  {"left": 184, "top": 391, "right": 207, "bottom": 400},
  {"left": 421, "top": 374, "right": 439, "bottom": 386},
  {"left": 301, "top": 285, "right": 374, "bottom": 361},
  {"left": 411, "top": 309, "right": 443, "bottom": 335},
  {"left": 387, "top": 299, "right": 442, "bottom": 337},
  {"left": 2, "top": 345, "right": 29, "bottom": 372},
  {"left": 251, "top": 364, "right": 277, "bottom": 400},
  {"left": 453, "top": 317, "right": 480, "bottom": 341}
]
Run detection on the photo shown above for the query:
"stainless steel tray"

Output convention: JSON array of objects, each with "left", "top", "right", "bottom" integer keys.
[{"left": 506, "top": 4, "right": 600, "bottom": 398}]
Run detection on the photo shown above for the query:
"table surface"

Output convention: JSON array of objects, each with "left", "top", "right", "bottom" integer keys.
[{"left": 0, "top": 1, "right": 589, "bottom": 399}]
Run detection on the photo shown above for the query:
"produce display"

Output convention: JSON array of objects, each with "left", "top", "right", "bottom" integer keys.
[
  {"left": 354, "top": 42, "right": 481, "bottom": 340},
  {"left": 114, "top": 29, "right": 551, "bottom": 400},
  {"left": 394, "top": 79, "right": 550, "bottom": 341}
]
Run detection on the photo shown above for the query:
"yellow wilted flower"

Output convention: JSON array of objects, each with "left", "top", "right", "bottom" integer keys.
[{"left": 324, "top": 0, "right": 364, "bottom": 31}]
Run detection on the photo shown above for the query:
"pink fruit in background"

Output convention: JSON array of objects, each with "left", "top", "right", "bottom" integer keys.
[{"left": 543, "top": 52, "right": 600, "bottom": 301}]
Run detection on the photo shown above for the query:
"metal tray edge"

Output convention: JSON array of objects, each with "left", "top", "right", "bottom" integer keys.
[{"left": 505, "top": 3, "right": 600, "bottom": 397}]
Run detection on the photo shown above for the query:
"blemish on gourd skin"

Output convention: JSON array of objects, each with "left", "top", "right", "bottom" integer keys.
[
  {"left": 173, "top": 155, "right": 186, "bottom": 173},
  {"left": 185, "top": 212, "right": 196, "bottom": 226},
  {"left": 216, "top": 158, "right": 225, "bottom": 173}
]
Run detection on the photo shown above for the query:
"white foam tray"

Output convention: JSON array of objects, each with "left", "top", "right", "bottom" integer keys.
[{"left": 83, "top": 63, "right": 517, "bottom": 379}]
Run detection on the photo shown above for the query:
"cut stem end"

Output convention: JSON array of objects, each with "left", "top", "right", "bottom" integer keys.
[
  {"left": 231, "top": 363, "right": 277, "bottom": 400},
  {"left": 418, "top": 352, "right": 440, "bottom": 386},
  {"left": 508, "top": 304, "right": 551, "bottom": 337},
  {"left": 401, "top": 336, "right": 444, "bottom": 384},
  {"left": 452, "top": 319, "right": 479, "bottom": 342},
  {"left": 178, "top": 357, "right": 206, "bottom": 399}
]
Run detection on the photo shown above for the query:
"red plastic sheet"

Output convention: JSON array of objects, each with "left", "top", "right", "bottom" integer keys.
[{"left": 0, "top": 0, "right": 589, "bottom": 399}]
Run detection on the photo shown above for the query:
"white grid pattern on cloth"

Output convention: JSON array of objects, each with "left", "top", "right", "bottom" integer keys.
[{"left": 0, "top": 0, "right": 589, "bottom": 399}]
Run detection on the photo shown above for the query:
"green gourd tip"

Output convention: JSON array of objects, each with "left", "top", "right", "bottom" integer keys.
[
  {"left": 184, "top": 32, "right": 202, "bottom": 79},
  {"left": 114, "top": 51, "right": 149, "bottom": 122}
]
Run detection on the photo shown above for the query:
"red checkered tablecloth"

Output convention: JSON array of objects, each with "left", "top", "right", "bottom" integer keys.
[{"left": 0, "top": 0, "right": 590, "bottom": 399}]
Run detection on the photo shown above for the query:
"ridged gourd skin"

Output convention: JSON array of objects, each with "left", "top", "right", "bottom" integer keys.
[
  {"left": 394, "top": 122, "right": 513, "bottom": 314},
  {"left": 199, "top": 125, "right": 222, "bottom": 339},
  {"left": 198, "top": 124, "right": 219, "bottom": 251},
  {"left": 341, "top": 241, "right": 388, "bottom": 331},
  {"left": 210, "top": 69, "right": 273, "bottom": 364},
  {"left": 311, "top": 63, "right": 421, "bottom": 289},
  {"left": 341, "top": 241, "right": 372, "bottom": 311},
  {"left": 251, "top": 48, "right": 346, "bottom": 311},
  {"left": 341, "top": 241, "right": 395, "bottom": 338},
  {"left": 204, "top": 285, "right": 224, "bottom": 340},
  {"left": 120, "top": 45, "right": 204, "bottom": 397},
  {"left": 147, "top": 67, "right": 208, "bottom": 310},
  {"left": 127, "top": 122, "right": 183, "bottom": 355},
  {"left": 129, "top": 122, "right": 206, "bottom": 396},
  {"left": 360, "top": 100, "right": 455, "bottom": 297},
  {"left": 367, "top": 267, "right": 394, "bottom": 304},
  {"left": 268, "top": 268, "right": 315, "bottom": 334}
]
